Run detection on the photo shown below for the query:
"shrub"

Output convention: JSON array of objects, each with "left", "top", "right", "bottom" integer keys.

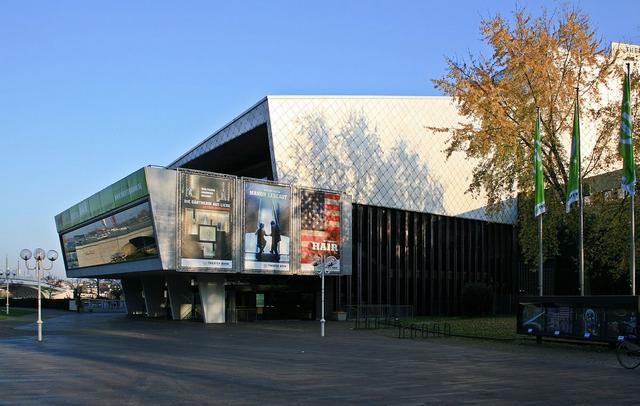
[{"left": 462, "top": 283, "right": 494, "bottom": 317}]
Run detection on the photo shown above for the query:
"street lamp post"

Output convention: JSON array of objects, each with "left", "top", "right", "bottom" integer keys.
[
  {"left": 313, "top": 255, "right": 339, "bottom": 337},
  {"left": 4, "top": 255, "right": 16, "bottom": 316},
  {"left": 5, "top": 256, "right": 16, "bottom": 315},
  {"left": 320, "top": 256, "right": 326, "bottom": 337},
  {"left": 20, "top": 248, "right": 58, "bottom": 342}
]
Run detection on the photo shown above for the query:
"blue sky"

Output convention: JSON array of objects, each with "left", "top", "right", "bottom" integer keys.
[{"left": 1, "top": 0, "right": 639, "bottom": 277}]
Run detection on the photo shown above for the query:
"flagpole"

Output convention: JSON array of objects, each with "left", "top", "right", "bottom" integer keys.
[
  {"left": 576, "top": 87, "right": 585, "bottom": 296},
  {"left": 539, "top": 211, "right": 543, "bottom": 296},
  {"left": 632, "top": 184, "right": 636, "bottom": 296},
  {"left": 629, "top": 63, "right": 636, "bottom": 297},
  {"left": 537, "top": 107, "right": 544, "bottom": 297}
]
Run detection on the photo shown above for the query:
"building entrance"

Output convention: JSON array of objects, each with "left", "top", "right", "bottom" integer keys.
[{"left": 225, "top": 275, "right": 318, "bottom": 322}]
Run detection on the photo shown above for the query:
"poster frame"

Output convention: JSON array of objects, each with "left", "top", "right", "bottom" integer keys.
[
  {"left": 296, "top": 186, "right": 344, "bottom": 275},
  {"left": 517, "top": 295, "right": 640, "bottom": 343},
  {"left": 240, "top": 177, "right": 294, "bottom": 274},
  {"left": 176, "top": 168, "right": 238, "bottom": 273}
]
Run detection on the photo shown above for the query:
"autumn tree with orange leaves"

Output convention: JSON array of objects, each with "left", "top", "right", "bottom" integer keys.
[
  {"left": 434, "top": 8, "right": 639, "bottom": 207},
  {"left": 434, "top": 8, "right": 640, "bottom": 292}
]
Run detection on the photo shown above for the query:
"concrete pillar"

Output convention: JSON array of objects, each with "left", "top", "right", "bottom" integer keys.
[
  {"left": 141, "top": 276, "right": 166, "bottom": 318},
  {"left": 226, "top": 287, "right": 236, "bottom": 323},
  {"left": 121, "top": 277, "right": 146, "bottom": 315},
  {"left": 166, "top": 275, "right": 193, "bottom": 320},
  {"left": 198, "top": 274, "right": 226, "bottom": 323}
]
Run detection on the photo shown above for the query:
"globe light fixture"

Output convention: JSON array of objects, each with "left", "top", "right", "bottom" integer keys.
[
  {"left": 34, "top": 248, "right": 46, "bottom": 261},
  {"left": 20, "top": 249, "right": 32, "bottom": 261},
  {"left": 20, "top": 248, "right": 58, "bottom": 342},
  {"left": 47, "top": 250, "right": 58, "bottom": 262}
]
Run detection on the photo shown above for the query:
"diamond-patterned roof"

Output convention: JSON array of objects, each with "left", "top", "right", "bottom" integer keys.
[
  {"left": 169, "top": 96, "right": 516, "bottom": 224},
  {"left": 267, "top": 96, "right": 516, "bottom": 224}
]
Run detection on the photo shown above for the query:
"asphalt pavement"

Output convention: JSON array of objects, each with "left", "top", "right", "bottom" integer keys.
[{"left": 0, "top": 311, "right": 636, "bottom": 405}]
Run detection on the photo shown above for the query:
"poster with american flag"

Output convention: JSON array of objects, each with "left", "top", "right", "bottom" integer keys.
[{"left": 300, "top": 189, "right": 341, "bottom": 273}]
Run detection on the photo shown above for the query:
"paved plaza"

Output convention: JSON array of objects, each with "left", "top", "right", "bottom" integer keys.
[{"left": 0, "top": 310, "right": 638, "bottom": 405}]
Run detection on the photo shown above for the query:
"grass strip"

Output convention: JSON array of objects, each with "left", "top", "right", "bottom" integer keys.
[
  {"left": 0, "top": 308, "right": 36, "bottom": 320},
  {"left": 403, "top": 316, "right": 518, "bottom": 340}
]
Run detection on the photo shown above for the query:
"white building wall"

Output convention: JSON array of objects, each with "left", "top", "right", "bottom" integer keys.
[{"left": 267, "top": 96, "right": 517, "bottom": 224}]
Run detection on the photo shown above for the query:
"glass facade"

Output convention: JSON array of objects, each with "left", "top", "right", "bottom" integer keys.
[{"left": 61, "top": 201, "right": 158, "bottom": 269}]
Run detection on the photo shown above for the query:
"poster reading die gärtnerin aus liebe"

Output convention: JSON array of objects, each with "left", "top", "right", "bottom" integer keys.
[
  {"left": 178, "top": 172, "right": 234, "bottom": 271},
  {"left": 243, "top": 181, "right": 291, "bottom": 272}
]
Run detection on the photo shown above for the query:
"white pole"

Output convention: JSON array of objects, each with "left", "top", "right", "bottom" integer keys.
[
  {"left": 5, "top": 255, "right": 9, "bottom": 315},
  {"left": 577, "top": 87, "right": 585, "bottom": 296},
  {"left": 579, "top": 181, "right": 585, "bottom": 296},
  {"left": 321, "top": 256, "right": 325, "bottom": 337},
  {"left": 539, "top": 214, "right": 543, "bottom": 296},
  {"left": 537, "top": 107, "right": 544, "bottom": 297},
  {"left": 632, "top": 192, "right": 636, "bottom": 296},
  {"left": 629, "top": 63, "right": 636, "bottom": 297},
  {"left": 37, "top": 259, "right": 43, "bottom": 342}
]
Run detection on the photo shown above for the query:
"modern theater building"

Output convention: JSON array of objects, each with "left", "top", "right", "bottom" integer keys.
[{"left": 55, "top": 96, "right": 517, "bottom": 323}]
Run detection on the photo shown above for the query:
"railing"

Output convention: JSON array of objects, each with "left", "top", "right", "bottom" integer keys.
[
  {"left": 2, "top": 277, "right": 60, "bottom": 290},
  {"left": 346, "top": 305, "right": 414, "bottom": 321},
  {"left": 395, "top": 322, "right": 451, "bottom": 339},
  {"left": 353, "top": 316, "right": 451, "bottom": 339},
  {"left": 80, "top": 299, "right": 126, "bottom": 313},
  {"left": 226, "top": 307, "right": 258, "bottom": 323}
]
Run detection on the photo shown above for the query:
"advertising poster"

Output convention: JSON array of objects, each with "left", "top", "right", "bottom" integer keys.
[
  {"left": 178, "top": 172, "right": 234, "bottom": 270},
  {"left": 519, "top": 304, "right": 545, "bottom": 335},
  {"left": 577, "top": 307, "right": 603, "bottom": 338},
  {"left": 243, "top": 181, "right": 291, "bottom": 272},
  {"left": 300, "top": 189, "right": 341, "bottom": 273},
  {"left": 606, "top": 308, "right": 637, "bottom": 339},
  {"left": 545, "top": 306, "right": 574, "bottom": 336}
]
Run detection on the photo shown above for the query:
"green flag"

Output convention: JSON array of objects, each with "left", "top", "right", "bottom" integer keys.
[
  {"left": 566, "top": 96, "right": 580, "bottom": 213},
  {"left": 534, "top": 111, "right": 546, "bottom": 217},
  {"left": 620, "top": 70, "right": 635, "bottom": 195}
]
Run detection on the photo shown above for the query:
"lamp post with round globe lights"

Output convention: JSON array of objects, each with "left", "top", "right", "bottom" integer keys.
[
  {"left": 5, "top": 256, "right": 17, "bottom": 315},
  {"left": 20, "top": 248, "right": 58, "bottom": 342}
]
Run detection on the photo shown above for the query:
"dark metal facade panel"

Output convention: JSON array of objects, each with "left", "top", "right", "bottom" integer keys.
[{"left": 336, "top": 204, "right": 516, "bottom": 315}]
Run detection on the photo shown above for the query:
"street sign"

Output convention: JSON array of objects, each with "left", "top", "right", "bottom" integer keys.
[
  {"left": 312, "top": 254, "right": 340, "bottom": 337},
  {"left": 312, "top": 255, "right": 340, "bottom": 275},
  {"left": 312, "top": 256, "right": 322, "bottom": 268},
  {"left": 324, "top": 256, "right": 339, "bottom": 274}
]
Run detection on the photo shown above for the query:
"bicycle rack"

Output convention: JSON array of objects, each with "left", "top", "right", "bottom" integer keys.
[{"left": 357, "top": 316, "right": 452, "bottom": 340}]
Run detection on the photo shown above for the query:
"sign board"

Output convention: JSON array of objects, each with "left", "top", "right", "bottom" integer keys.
[
  {"left": 177, "top": 171, "right": 235, "bottom": 271},
  {"left": 300, "top": 189, "right": 341, "bottom": 273},
  {"left": 242, "top": 181, "right": 292, "bottom": 272},
  {"left": 324, "top": 256, "right": 340, "bottom": 273},
  {"left": 313, "top": 255, "right": 341, "bottom": 275},
  {"left": 517, "top": 296, "right": 640, "bottom": 343},
  {"left": 612, "top": 42, "right": 640, "bottom": 61}
]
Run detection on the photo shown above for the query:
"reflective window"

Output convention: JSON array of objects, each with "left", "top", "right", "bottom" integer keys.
[{"left": 61, "top": 202, "right": 157, "bottom": 269}]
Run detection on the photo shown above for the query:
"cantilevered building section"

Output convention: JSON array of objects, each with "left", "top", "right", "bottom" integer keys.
[{"left": 56, "top": 96, "right": 517, "bottom": 323}]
